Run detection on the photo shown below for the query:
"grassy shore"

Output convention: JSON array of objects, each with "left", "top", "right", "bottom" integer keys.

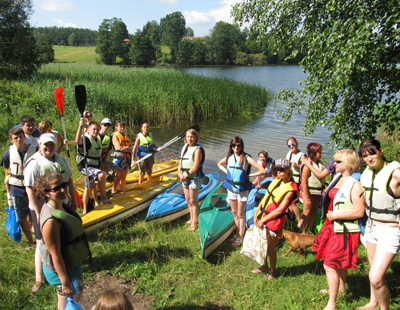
[{"left": 53, "top": 46, "right": 98, "bottom": 63}]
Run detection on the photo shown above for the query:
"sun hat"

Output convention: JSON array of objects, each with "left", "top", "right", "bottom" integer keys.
[
  {"left": 274, "top": 158, "right": 291, "bottom": 169},
  {"left": 40, "top": 133, "right": 56, "bottom": 144}
]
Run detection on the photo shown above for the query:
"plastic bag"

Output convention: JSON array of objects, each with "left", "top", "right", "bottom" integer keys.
[
  {"left": 65, "top": 278, "right": 85, "bottom": 310},
  {"left": 5, "top": 207, "right": 21, "bottom": 243}
]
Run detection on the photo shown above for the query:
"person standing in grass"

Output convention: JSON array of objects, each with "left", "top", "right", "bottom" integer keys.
[
  {"left": 24, "top": 133, "right": 78, "bottom": 294},
  {"left": 36, "top": 171, "right": 90, "bottom": 310},
  {"left": 132, "top": 122, "right": 158, "bottom": 185},
  {"left": 1, "top": 128, "right": 37, "bottom": 248},
  {"left": 37, "top": 120, "right": 65, "bottom": 154},
  {"left": 178, "top": 129, "right": 205, "bottom": 231},
  {"left": 313, "top": 149, "right": 365, "bottom": 310},
  {"left": 111, "top": 121, "right": 133, "bottom": 194},
  {"left": 357, "top": 139, "right": 400, "bottom": 310},
  {"left": 218, "top": 136, "right": 265, "bottom": 246},
  {"left": 253, "top": 159, "right": 299, "bottom": 280}
]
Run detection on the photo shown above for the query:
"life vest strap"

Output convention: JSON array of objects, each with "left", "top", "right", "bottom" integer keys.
[
  {"left": 308, "top": 186, "right": 325, "bottom": 190},
  {"left": 10, "top": 173, "right": 24, "bottom": 180},
  {"left": 365, "top": 205, "right": 400, "bottom": 215},
  {"left": 226, "top": 179, "right": 248, "bottom": 187},
  {"left": 335, "top": 219, "right": 349, "bottom": 250},
  {"left": 260, "top": 207, "right": 286, "bottom": 219},
  {"left": 228, "top": 165, "right": 245, "bottom": 171}
]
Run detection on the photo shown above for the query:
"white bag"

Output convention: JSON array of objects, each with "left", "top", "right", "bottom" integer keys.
[{"left": 240, "top": 225, "right": 268, "bottom": 265}]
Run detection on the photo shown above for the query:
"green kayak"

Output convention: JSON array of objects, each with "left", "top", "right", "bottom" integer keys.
[{"left": 199, "top": 183, "right": 235, "bottom": 259}]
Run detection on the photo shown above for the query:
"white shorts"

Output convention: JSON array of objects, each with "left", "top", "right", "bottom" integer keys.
[
  {"left": 227, "top": 189, "right": 249, "bottom": 202},
  {"left": 364, "top": 218, "right": 400, "bottom": 255}
]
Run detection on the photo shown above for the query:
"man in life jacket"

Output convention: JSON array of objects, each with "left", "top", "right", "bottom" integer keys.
[
  {"left": 24, "top": 133, "right": 78, "bottom": 294},
  {"left": 99, "top": 118, "right": 123, "bottom": 194},
  {"left": 1, "top": 127, "right": 37, "bottom": 248},
  {"left": 12, "top": 115, "right": 40, "bottom": 147}
]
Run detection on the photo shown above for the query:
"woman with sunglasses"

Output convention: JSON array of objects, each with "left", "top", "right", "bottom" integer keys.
[
  {"left": 301, "top": 142, "right": 326, "bottom": 232},
  {"left": 36, "top": 171, "right": 90, "bottom": 310},
  {"left": 286, "top": 137, "right": 306, "bottom": 185},
  {"left": 313, "top": 150, "right": 364, "bottom": 310},
  {"left": 357, "top": 139, "right": 400, "bottom": 310},
  {"left": 252, "top": 150, "right": 275, "bottom": 188},
  {"left": 218, "top": 137, "right": 265, "bottom": 246},
  {"left": 83, "top": 111, "right": 93, "bottom": 132}
]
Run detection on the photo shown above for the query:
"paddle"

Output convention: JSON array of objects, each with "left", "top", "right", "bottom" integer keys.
[
  {"left": 132, "top": 124, "right": 200, "bottom": 167},
  {"left": 54, "top": 87, "right": 71, "bottom": 165}
]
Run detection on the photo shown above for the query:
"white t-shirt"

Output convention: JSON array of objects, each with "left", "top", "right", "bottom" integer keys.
[{"left": 25, "top": 134, "right": 39, "bottom": 146}]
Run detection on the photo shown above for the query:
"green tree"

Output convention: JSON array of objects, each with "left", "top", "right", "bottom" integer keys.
[
  {"left": 68, "top": 33, "right": 76, "bottom": 46},
  {"left": 177, "top": 40, "right": 194, "bottom": 65},
  {"left": 142, "top": 20, "right": 161, "bottom": 44},
  {"left": 206, "top": 21, "right": 241, "bottom": 65},
  {"left": 0, "top": 0, "right": 41, "bottom": 79},
  {"left": 233, "top": 0, "right": 400, "bottom": 147},
  {"left": 130, "top": 30, "right": 156, "bottom": 65},
  {"left": 186, "top": 27, "right": 194, "bottom": 37},
  {"left": 96, "top": 18, "right": 129, "bottom": 65},
  {"left": 160, "top": 11, "right": 186, "bottom": 62},
  {"left": 192, "top": 39, "right": 206, "bottom": 65},
  {"left": 37, "top": 35, "right": 54, "bottom": 63}
]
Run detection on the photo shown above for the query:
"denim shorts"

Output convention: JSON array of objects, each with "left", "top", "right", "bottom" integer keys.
[
  {"left": 365, "top": 218, "right": 400, "bottom": 255},
  {"left": 79, "top": 167, "right": 103, "bottom": 187},
  {"left": 182, "top": 177, "right": 201, "bottom": 190},
  {"left": 12, "top": 195, "right": 29, "bottom": 223},
  {"left": 113, "top": 157, "right": 130, "bottom": 170}
]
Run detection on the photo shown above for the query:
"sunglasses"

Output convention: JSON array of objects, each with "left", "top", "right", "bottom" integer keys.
[
  {"left": 45, "top": 182, "right": 69, "bottom": 193},
  {"left": 287, "top": 143, "right": 297, "bottom": 148},
  {"left": 334, "top": 160, "right": 342, "bottom": 164},
  {"left": 86, "top": 115, "right": 93, "bottom": 118},
  {"left": 102, "top": 124, "right": 111, "bottom": 127},
  {"left": 276, "top": 167, "right": 288, "bottom": 172},
  {"left": 231, "top": 144, "right": 241, "bottom": 148}
]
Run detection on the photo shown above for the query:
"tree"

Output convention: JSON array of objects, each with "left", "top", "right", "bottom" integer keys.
[
  {"left": 233, "top": 0, "right": 400, "bottom": 148},
  {"left": 192, "top": 39, "right": 206, "bottom": 65},
  {"left": 37, "top": 35, "right": 54, "bottom": 63},
  {"left": 186, "top": 27, "right": 194, "bottom": 37},
  {"left": 160, "top": 11, "right": 186, "bottom": 62},
  {"left": 142, "top": 20, "right": 161, "bottom": 44},
  {"left": 0, "top": 0, "right": 41, "bottom": 79},
  {"left": 130, "top": 30, "right": 156, "bottom": 65},
  {"left": 206, "top": 21, "right": 241, "bottom": 65},
  {"left": 96, "top": 18, "right": 129, "bottom": 65},
  {"left": 176, "top": 40, "right": 194, "bottom": 65},
  {"left": 68, "top": 33, "right": 76, "bottom": 46}
]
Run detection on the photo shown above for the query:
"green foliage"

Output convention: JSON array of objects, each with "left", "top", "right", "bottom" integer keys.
[
  {"left": 191, "top": 39, "right": 206, "bottom": 65},
  {"left": 68, "top": 33, "right": 77, "bottom": 46},
  {"left": 235, "top": 51, "right": 248, "bottom": 65},
  {"left": 36, "top": 35, "right": 54, "bottom": 64},
  {"left": 0, "top": 0, "right": 41, "bottom": 79},
  {"left": 160, "top": 11, "right": 186, "bottom": 62},
  {"left": 186, "top": 27, "right": 194, "bottom": 37},
  {"left": 33, "top": 26, "right": 97, "bottom": 46},
  {"left": 176, "top": 40, "right": 194, "bottom": 65},
  {"left": 232, "top": 0, "right": 400, "bottom": 148},
  {"left": 130, "top": 30, "right": 157, "bottom": 65}
]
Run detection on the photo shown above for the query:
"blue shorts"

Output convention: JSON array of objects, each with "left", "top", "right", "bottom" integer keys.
[
  {"left": 12, "top": 195, "right": 29, "bottom": 223},
  {"left": 113, "top": 157, "right": 130, "bottom": 170},
  {"left": 79, "top": 167, "right": 103, "bottom": 187},
  {"left": 182, "top": 177, "right": 201, "bottom": 190}
]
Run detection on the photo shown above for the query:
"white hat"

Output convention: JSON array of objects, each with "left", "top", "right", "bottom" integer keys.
[
  {"left": 101, "top": 118, "right": 112, "bottom": 125},
  {"left": 40, "top": 133, "right": 56, "bottom": 144}
]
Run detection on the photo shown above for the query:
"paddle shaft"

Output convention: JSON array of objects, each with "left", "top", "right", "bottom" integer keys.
[{"left": 60, "top": 115, "right": 71, "bottom": 165}]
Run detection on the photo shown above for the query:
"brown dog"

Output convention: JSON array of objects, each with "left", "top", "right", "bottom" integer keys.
[{"left": 281, "top": 229, "right": 317, "bottom": 258}]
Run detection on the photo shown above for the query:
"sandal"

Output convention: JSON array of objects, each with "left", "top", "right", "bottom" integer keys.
[
  {"left": 266, "top": 273, "right": 275, "bottom": 280},
  {"left": 251, "top": 268, "right": 266, "bottom": 274},
  {"left": 30, "top": 281, "right": 43, "bottom": 294},
  {"left": 320, "top": 289, "right": 329, "bottom": 294},
  {"left": 231, "top": 237, "right": 242, "bottom": 247},
  {"left": 228, "top": 234, "right": 237, "bottom": 243},
  {"left": 188, "top": 226, "right": 197, "bottom": 232}
]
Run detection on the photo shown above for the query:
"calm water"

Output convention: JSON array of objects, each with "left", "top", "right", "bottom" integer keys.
[{"left": 142, "top": 66, "right": 332, "bottom": 177}]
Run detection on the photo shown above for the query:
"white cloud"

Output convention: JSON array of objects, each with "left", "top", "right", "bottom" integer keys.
[
  {"left": 38, "top": 0, "right": 74, "bottom": 11},
  {"left": 184, "top": 10, "right": 212, "bottom": 26},
  {"left": 207, "top": 0, "right": 241, "bottom": 23},
  {"left": 52, "top": 18, "right": 81, "bottom": 28},
  {"left": 146, "top": 0, "right": 177, "bottom": 4}
]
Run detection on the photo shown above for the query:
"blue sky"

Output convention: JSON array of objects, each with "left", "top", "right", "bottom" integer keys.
[{"left": 30, "top": 0, "right": 242, "bottom": 37}]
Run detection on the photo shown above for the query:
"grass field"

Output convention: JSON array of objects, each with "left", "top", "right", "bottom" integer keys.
[{"left": 53, "top": 46, "right": 98, "bottom": 63}]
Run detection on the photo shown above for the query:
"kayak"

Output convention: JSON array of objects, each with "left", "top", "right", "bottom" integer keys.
[
  {"left": 245, "top": 177, "right": 274, "bottom": 228},
  {"left": 199, "top": 184, "right": 235, "bottom": 259},
  {"left": 74, "top": 160, "right": 178, "bottom": 196},
  {"left": 145, "top": 172, "right": 220, "bottom": 224},
  {"left": 82, "top": 172, "right": 179, "bottom": 234}
]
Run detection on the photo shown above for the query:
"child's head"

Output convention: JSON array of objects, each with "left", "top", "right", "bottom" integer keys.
[
  {"left": 95, "top": 289, "right": 134, "bottom": 310},
  {"left": 141, "top": 122, "right": 149, "bottom": 133},
  {"left": 88, "top": 121, "right": 101, "bottom": 137},
  {"left": 84, "top": 111, "right": 93, "bottom": 122},
  {"left": 20, "top": 115, "right": 35, "bottom": 135},
  {"left": 38, "top": 120, "right": 53, "bottom": 134},
  {"left": 115, "top": 121, "right": 125, "bottom": 133}
]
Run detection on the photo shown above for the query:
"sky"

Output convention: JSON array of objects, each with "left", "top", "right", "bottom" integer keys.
[{"left": 30, "top": 0, "right": 242, "bottom": 37}]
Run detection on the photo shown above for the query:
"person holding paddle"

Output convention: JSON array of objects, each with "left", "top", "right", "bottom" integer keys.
[{"left": 218, "top": 136, "right": 265, "bottom": 246}]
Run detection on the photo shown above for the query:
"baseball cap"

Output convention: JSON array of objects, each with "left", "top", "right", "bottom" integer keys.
[
  {"left": 274, "top": 158, "right": 291, "bottom": 169},
  {"left": 40, "top": 133, "right": 56, "bottom": 144},
  {"left": 101, "top": 118, "right": 112, "bottom": 126}
]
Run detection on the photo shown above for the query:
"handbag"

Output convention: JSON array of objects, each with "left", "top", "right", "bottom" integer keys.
[
  {"left": 240, "top": 225, "right": 267, "bottom": 265},
  {"left": 5, "top": 207, "right": 21, "bottom": 243}
]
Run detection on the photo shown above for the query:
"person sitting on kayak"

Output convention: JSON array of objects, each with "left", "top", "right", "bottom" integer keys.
[
  {"left": 252, "top": 150, "right": 275, "bottom": 188},
  {"left": 132, "top": 122, "right": 158, "bottom": 185},
  {"left": 218, "top": 136, "right": 265, "bottom": 246},
  {"left": 253, "top": 158, "right": 300, "bottom": 280},
  {"left": 178, "top": 128, "right": 205, "bottom": 231},
  {"left": 111, "top": 121, "right": 133, "bottom": 194}
]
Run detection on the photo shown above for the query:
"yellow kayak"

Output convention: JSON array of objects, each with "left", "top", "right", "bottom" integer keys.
[
  {"left": 74, "top": 160, "right": 178, "bottom": 196},
  {"left": 82, "top": 172, "right": 179, "bottom": 234}
]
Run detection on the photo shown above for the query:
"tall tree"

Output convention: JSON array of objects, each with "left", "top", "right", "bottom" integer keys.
[
  {"left": 142, "top": 20, "right": 161, "bottom": 44},
  {"left": 233, "top": 0, "right": 400, "bottom": 147},
  {"left": 206, "top": 21, "right": 241, "bottom": 65},
  {"left": 0, "top": 0, "right": 41, "bottom": 79},
  {"left": 176, "top": 40, "right": 194, "bottom": 65},
  {"left": 68, "top": 33, "right": 76, "bottom": 46},
  {"left": 186, "top": 27, "right": 194, "bottom": 37},
  {"left": 130, "top": 29, "right": 156, "bottom": 65},
  {"left": 192, "top": 39, "right": 206, "bottom": 65},
  {"left": 96, "top": 18, "right": 129, "bottom": 65},
  {"left": 160, "top": 11, "right": 186, "bottom": 62}
]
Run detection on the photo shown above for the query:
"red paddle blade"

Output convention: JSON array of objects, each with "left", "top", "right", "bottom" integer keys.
[{"left": 55, "top": 87, "right": 64, "bottom": 116}]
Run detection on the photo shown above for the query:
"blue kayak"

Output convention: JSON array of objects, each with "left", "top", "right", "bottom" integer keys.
[
  {"left": 245, "top": 177, "right": 274, "bottom": 228},
  {"left": 199, "top": 183, "right": 235, "bottom": 259},
  {"left": 145, "top": 172, "right": 219, "bottom": 224}
]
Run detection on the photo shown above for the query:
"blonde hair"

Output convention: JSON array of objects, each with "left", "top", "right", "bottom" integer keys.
[
  {"left": 334, "top": 149, "right": 360, "bottom": 174},
  {"left": 38, "top": 120, "right": 53, "bottom": 134},
  {"left": 96, "top": 289, "right": 134, "bottom": 310},
  {"left": 184, "top": 129, "right": 198, "bottom": 144}
]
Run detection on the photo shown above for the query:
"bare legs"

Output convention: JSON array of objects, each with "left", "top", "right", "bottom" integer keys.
[
  {"left": 21, "top": 216, "right": 34, "bottom": 246},
  {"left": 229, "top": 198, "right": 247, "bottom": 242},
  {"left": 301, "top": 194, "right": 322, "bottom": 232},
  {"left": 183, "top": 186, "right": 200, "bottom": 231},
  {"left": 111, "top": 168, "right": 123, "bottom": 193},
  {"left": 58, "top": 290, "right": 83, "bottom": 310},
  {"left": 259, "top": 231, "right": 279, "bottom": 277},
  {"left": 323, "top": 265, "right": 347, "bottom": 310}
]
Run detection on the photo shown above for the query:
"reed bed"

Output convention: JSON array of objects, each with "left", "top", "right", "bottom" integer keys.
[{"left": 31, "top": 63, "right": 270, "bottom": 127}]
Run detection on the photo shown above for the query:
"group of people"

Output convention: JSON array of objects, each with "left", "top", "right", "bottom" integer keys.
[{"left": 2, "top": 112, "right": 400, "bottom": 310}]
